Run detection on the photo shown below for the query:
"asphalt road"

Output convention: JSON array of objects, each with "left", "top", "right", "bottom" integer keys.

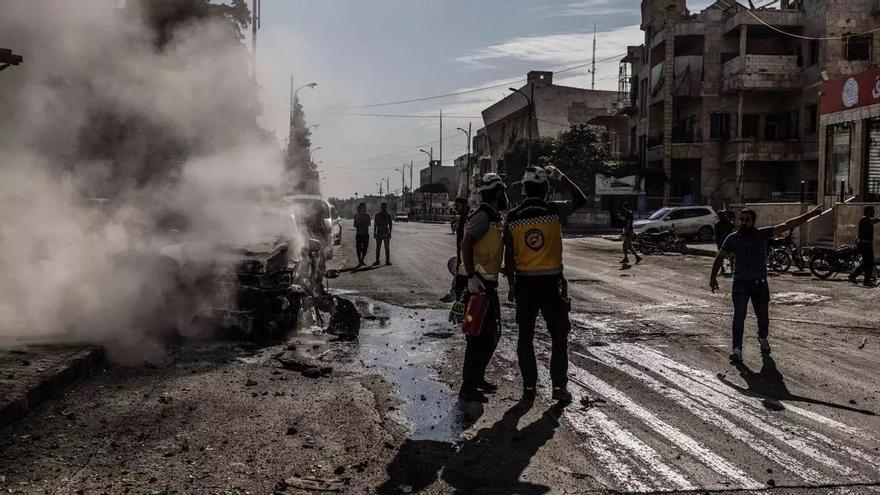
[
  {"left": 335, "top": 222, "right": 880, "bottom": 494},
  {"left": 1, "top": 221, "right": 879, "bottom": 494}
]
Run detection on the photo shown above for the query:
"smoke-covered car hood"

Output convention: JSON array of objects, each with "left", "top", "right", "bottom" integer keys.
[{"left": 159, "top": 239, "right": 293, "bottom": 273}]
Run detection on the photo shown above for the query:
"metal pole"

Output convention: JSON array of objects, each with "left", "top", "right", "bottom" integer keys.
[
  {"left": 467, "top": 122, "right": 472, "bottom": 199},
  {"left": 800, "top": 180, "right": 805, "bottom": 204},
  {"left": 439, "top": 110, "right": 443, "bottom": 171},
  {"left": 410, "top": 161, "right": 414, "bottom": 212},
  {"left": 840, "top": 179, "right": 845, "bottom": 203}
]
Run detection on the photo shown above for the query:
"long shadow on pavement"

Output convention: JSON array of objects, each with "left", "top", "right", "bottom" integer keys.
[
  {"left": 719, "top": 354, "right": 876, "bottom": 415},
  {"left": 377, "top": 399, "right": 564, "bottom": 494}
]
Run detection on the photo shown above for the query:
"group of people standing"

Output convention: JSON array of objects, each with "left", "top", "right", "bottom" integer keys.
[
  {"left": 451, "top": 165, "right": 587, "bottom": 404},
  {"left": 353, "top": 202, "right": 394, "bottom": 268}
]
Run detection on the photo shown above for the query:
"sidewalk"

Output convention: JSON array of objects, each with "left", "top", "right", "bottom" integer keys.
[{"left": 0, "top": 345, "right": 102, "bottom": 429}]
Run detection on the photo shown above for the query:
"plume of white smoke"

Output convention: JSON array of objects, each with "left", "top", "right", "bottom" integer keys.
[{"left": 0, "top": 1, "right": 298, "bottom": 362}]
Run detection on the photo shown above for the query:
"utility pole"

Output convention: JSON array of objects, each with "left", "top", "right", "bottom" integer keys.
[
  {"left": 439, "top": 110, "right": 443, "bottom": 171},
  {"left": 376, "top": 181, "right": 383, "bottom": 196},
  {"left": 251, "top": 0, "right": 261, "bottom": 86},
  {"left": 384, "top": 177, "right": 391, "bottom": 197},
  {"left": 591, "top": 23, "right": 597, "bottom": 90}
]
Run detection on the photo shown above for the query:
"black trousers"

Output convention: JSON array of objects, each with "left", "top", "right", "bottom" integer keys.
[
  {"left": 515, "top": 274, "right": 571, "bottom": 390},
  {"left": 375, "top": 236, "right": 390, "bottom": 263},
  {"left": 355, "top": 234, "right": 370, "bottom": 263},
  {"left": 851, "top": 243, "right": 875, "bottom": 286},
  {"left": 461, "top": 283, "right": 501, "bottom": 392},
  {"left": 731, "top": 279, "right": 769, "bottom": 351}
]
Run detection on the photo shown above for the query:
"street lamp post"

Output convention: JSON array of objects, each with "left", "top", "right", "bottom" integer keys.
[
  {"left": 457, "top": 124, "right": 472, "bottom": 199},
  {"left": 509, "top": 86, "right": 534, "bottom": 167},
  {"left": 376, "top": 181, "right": 384, "bottom": 196},
  {"left": 309, "top": 146, "right": 322, "bottom": 162}
]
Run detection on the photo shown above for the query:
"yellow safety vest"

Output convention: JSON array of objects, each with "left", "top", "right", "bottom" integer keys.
[{"left": 507, "top": 199, "right": 564, "bottom": 276}]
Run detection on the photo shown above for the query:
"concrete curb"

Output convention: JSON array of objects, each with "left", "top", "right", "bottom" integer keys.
[{"left": 0, "top": 346, "right": 103, "bottom": 430}]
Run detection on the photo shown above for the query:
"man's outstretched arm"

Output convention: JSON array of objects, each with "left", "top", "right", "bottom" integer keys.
[
  {"left": 547, "top": 166, "right": 588, "bottom": 211},
  {"left": 709, "top": 249, "right": 728, "bottom": 292},
  {"left": 773, "top": 205, "right": 822, "bottom": 237}
]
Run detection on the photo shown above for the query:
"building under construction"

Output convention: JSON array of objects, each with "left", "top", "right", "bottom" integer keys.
[{"left": 622, "top": 0, "right": 880, "bottom": 209}]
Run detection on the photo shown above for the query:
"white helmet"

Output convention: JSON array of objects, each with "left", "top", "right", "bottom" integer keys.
[
  {"left": 522, "top": 166, "right": 549, "bottom": 185},
  {"left": 477, "top": 172, "right": 506, "bottom": 193}
]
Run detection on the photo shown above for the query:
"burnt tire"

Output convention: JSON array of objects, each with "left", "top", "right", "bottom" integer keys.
[
  {"left": 809, "top": 254, "right": 834, "bottom": 280},
  {"left": 697, "top": 225, "right": 714, "bottom": 242}
]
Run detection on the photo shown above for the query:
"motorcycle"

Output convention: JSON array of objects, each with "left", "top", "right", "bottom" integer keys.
[
  {"left": 635, "top": 228, "right": 688, "bottom": 255},
  {"left": 767, "top": 231, "right": 806, "bottom": 273},
  {"left": 808, "top": 245, "right": 880, "bottom": 281}
]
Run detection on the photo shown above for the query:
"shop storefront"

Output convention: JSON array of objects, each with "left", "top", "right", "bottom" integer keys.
[{"left": 818, "top": 68, "right": 880, "bottom": 205}]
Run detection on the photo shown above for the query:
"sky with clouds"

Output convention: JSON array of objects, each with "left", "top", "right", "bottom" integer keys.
[{"left": 254, "top": 0, "right": 714, "bottom": 198}]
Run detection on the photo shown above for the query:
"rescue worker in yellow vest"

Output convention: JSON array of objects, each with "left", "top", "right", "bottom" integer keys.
[
  {"left": 505, "top": 165, "right": 587, "bottom": 403},
  {"left": 458, "top": 173, "right": 508, "bottom": 403}
]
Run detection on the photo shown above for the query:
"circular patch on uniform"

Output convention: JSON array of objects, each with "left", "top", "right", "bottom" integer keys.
[{"left": 525, "top": 228, "right": 545, "bottom": 251}]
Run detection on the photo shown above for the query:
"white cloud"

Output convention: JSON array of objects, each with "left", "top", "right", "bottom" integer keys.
[
  {"left": 456, "top": 24, "right": 642, "bottom": 68},
  {"left": 530, "top": 0, "right": 635, "bottom": 18}
]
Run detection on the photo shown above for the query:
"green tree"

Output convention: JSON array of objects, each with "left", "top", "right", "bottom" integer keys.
[{"left": 540, "top": 124, "right": 621, "bottom": 198}]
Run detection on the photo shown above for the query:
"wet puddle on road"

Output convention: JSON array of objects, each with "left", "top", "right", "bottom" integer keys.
[{"left": 357, "top": 300, "right": 477, "bottom": 443}]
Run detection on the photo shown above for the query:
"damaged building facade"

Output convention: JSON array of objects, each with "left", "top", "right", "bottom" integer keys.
[
  {"left": 623, "top": 0, "right": 880, "bottom": 210},
  {"left": 476, "top": 71, "right": 625, "bottom": 189}
]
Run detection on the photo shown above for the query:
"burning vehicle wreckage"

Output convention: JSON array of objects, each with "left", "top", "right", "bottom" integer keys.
[{"left": 139, "top": 205, "right": 360, "bottom": 344}]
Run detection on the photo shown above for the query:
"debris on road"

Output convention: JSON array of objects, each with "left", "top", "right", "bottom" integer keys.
[
  {"left": 859, "top": 337, "right": 867, "bottom": 349},
  {"left": 274, "top": 474, "right": 347, "bottom": 493}
]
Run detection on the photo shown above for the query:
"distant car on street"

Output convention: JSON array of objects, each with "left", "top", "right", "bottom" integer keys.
[
  {"left": 632, "top": 205, "right": 719, "bottom": 241},
  {"left": 394, "top": 212, "right": 409, "bottom": 222}
]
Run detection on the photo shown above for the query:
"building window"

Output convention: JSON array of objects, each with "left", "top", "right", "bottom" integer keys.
[
  {"left": 710, "top": 112, "right": 731, "bottom": 140},
  {"left": 826, "top": 123, "right": 852, "bottom": 195},
  {"left": 742, "top": 114, "right": 759, "bottom": 139},
  {"left": 808, "top": 40, "right": 819, "bottom": 66},
  {"left": 844, "top": 34, "right": 871, "bottom": 61},
  {"left": 807, "top": 104, "right": 818, "bottom": 134}
]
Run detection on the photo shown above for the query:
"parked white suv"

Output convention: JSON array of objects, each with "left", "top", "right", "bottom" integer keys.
[{"left": 632, "top": 206, "right": 719, "bottom": 241}]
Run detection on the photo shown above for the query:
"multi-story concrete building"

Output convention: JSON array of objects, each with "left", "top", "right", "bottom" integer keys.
[
  {"left": 479, "top": 71, "right": 625, "bottom": 186},
  {"left": 624, "top": 0, "right": 879, "bottom": 210}
]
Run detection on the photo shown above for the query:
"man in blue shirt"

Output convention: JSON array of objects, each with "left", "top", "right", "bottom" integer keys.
[{"left": 710, "top": 206, "right": 822, "bottom": 363}]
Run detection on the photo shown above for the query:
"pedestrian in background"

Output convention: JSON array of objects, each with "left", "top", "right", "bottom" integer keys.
[
  {"left": 353, "top": 202, "right": 371, "bottom": 268},
  {"left": 506, "top": 165, "right": 587, "bottom": 404},
  {"left": 373, "top": 202, "right": 393, "bottom": 266},
  {"left": 620, "top": 202, "right": 641, "bottom": 266},
  {"left": 849, "top": 205, "right": 879, "bottom": 287},
  {"left": 709, "top": 206, "right": 821, "bottom": 363},
  {"left": 458, "top": 174, "right": 507, "bottom": 403},
  {"left": 714, "top": 209, "right": 735, "bottom": 276}
]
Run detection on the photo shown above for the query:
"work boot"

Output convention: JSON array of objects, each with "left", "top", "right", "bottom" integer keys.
[
  {"left": 373, "top": 259, "right": 380, "bottom": 266},
  {"left": 476, "top": 380, "right": 498, "bottom": 393},
  {"left": 458, "top": 389, "right": 488, "bottom": 403},
  {"left": 552, "top": 387, "right": 573, "bottom": 404},
  {"left": 635, "top": 255, "right": 642, "bottom": 265},
  {"left": 759, "top": 338, "right": 771, "bottom": 354},
  {"left": 386, "top": 260, "right": 392, "bottom": 266},
  {"left": 729, "top": 348, "right": 743, "bottom": 363}
]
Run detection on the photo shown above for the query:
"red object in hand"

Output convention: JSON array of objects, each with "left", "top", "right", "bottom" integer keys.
[{"left": 462, "top": 294, "right": 488, "bottom": 336}]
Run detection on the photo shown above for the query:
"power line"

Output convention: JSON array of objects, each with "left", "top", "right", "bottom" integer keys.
[
  {"left": 311, "top": 111, "right": 484, "bottom": 119},
  {"left": 315, "top": 52, "right": 627, "bottom": 112},
  {"left": 321, "top": 132, "right": 463, "bottom": 170},
  {"left": 720, "top": 0, "right": 880, "bottom": 40}
]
